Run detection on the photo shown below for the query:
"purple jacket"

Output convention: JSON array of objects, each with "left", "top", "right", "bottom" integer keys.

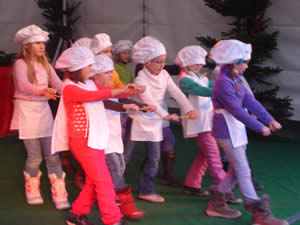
[{"left": 212, "top": 65, "right": 274, "bottom": 139}]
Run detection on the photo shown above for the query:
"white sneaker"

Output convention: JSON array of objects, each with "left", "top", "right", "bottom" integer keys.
[
  {"left": 24, "top": 171, "right": 44, "bottom": 205},
  {"left": 138, "top": 193, "right": 165, "bottom": 203},
  {"left": 48, "top": 172, "right": 71, "bottom": 210}
]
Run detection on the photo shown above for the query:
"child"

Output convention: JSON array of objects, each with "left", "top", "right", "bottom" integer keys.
[
  {"left": 123, "top": 36, "right": 198, "bottom": 203},
  {"left": 10, "top": 24, "right": 70, "bottom": 210},
  {"left": 112, "top": 40, "right": 135, "bottom": 85},
  {"left": 53, "top": 46, "right": 129, "bottom": 225},
  {"left": 176, "top": 45, "right": 226, "bottom": 197},
  {"left": 90, "top": 54, "right": 145, "bottom": 220},
  {"left": 206, "top": 39, "right": 287, "bottom": 225},
  {"left": 90, "top": 33, "right": 124, "bottom": 88},
  {"left": 112, "top": 40, "right": 135, "bottom": 140}
]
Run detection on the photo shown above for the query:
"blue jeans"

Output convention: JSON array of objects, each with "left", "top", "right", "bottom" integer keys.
[
  {"left": 23, "top": 136, "right": 63, "bottom": 178},
  {"left": 105, "top": 152, "right": 128, "bottom": 191},
  {"left": 216, "top": 138, "right": 259, "bottom": 203},
  {"left": 123, "top": 118, "right": 161, "bottom": 195}
]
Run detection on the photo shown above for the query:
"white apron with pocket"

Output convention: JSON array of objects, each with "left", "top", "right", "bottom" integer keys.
[{"left": 215, "top": 108, "right": 248, "bottom": 148}]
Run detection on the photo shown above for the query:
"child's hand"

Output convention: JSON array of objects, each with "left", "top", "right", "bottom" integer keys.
[
  {"left": 125, "top": 83, "right": 142, "bottom": 95},
  {"left": 163, "top": 114, "right": 180, "bottom": 122},
  {"left": 123, "top": 104, "right": 139, "bottom": 111},
  {"left": 261, "top": 126, "right": 271, "bottom": 136},
  {"left": 269, "top": 120, "right": 282, "bottom": 132},
  {"left": 42, "top": 88, "right": 57, "bottom": 100},
  {"left": 186, "top": 110, "right": 198, "bottom": 120},
  {"left": 135, "top": 85, "right": 146, "bottom": 93}
]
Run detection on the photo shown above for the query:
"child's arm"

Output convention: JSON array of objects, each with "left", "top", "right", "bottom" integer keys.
[
  {"left": 179, "top": 77, "right": 213, "bottom": 97},
  {"left": 166, "top": 76, "right": 195, "bottom": 116},
  {"left": 242, "top": 93, "right": 275, "bottom": 126},
  {"left": 13, "top": 60, "right": 45, "bottom": 96},
  {"left": 49, "top": 65, "right": 63, "bottom": 94},
  {"left": 63, "top": 84, "right": 112, "bottom": 102},
  {"left": 217, "top": 80, "right": 265, "bottom": 133}
]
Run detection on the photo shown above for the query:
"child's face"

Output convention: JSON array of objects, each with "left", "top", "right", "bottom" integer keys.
[
  {"left": 80, "top": 65, "right": 93, "bottom": 80},
  {"left": 119, "top": 49, "right": 131, "bottom": 63},
  {"left": 92, "top": 71, "right": 113, "bottom": 85},
  {"left": 145, "top": 54, "right": 167, "bottom": 75},
  {"left": 97, "top": 46, "right": 113, "bottom": 58},
  {"left": 233, "top": 61, "right": 249, "bottom": 75},
  {"left": 26, "top": 42, "right": 46, "bottom": 59},
  {"left": 186, "top": 64, "right": 204, "bottom": 73}
]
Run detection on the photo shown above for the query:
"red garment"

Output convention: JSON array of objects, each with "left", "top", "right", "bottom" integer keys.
[
  {"left": 0, "top": 66, "right": 15, "bottom": 136},
  {"left": 63, "top": 84, "right": 112, "bottom": 138},
  {"left": 70, "top": 138, "right": 122, "bottom": 225},
  {"left": 63, "top": 83, "right": 122, "bottom": 224}
]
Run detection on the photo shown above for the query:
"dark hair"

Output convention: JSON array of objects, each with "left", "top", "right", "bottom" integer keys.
[{"left": 66, "top": 70, "right": 84, "bottom": 83}]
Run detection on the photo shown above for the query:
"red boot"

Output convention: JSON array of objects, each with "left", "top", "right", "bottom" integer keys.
[{"left": 116, "top": 186, "right": 144, "bottom": 221}]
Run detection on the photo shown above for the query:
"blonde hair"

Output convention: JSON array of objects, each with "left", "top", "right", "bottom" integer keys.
[
  {"left": 16, "top": 44, "right": 51, "bottom": 84},
  {"left": 228, "top": 64, "right": 240, "bottom": 91}
]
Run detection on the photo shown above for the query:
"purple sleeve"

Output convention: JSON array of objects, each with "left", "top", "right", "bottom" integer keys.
[
  {"left": 216, "top": 79, "right": 265, "bottom": 133},
  {"left": 242, "top": 93, "right": 274, "bottom": 126}
]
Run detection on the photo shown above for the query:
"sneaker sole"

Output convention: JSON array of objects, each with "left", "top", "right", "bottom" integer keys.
[
  {"left": 137, "top": 196, "right": 165, "bottom": 204},
  {"left": 206, "top": 210, "right": 242, "bottom": 219}
]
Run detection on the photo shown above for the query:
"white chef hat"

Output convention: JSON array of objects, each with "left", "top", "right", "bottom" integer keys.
[
  {"left": 72, "top": 37, "right": 92, "bottom": 48},
  {"left": 112, "top": 40, "right": 133, "bottom": 54},
  {"left": 209, "top": 39, "right": 252, "bottom": 65},
  {"left": 132, "top": 36, "right": 167, "bottom": 64},
  {"left": 90, "top": 55, "right": 114, "bottom": 77},
  {"left": 14, "top": 24, "right": 49, "bottom": 45},
  {"left": 90, "top": 33, "right": 112, "bottom": 55},
  {"left": 55, "top": 46, "right": 95, "bottom": 72},
  {"left": 175, "top": 45, "right": 207, "bottom": 67}
]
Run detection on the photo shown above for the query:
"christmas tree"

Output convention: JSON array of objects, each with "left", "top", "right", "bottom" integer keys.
[
  {"left": 35, "top": 0, "right": 81, "bottom": 60},
  {"left": 198, "top": 0, "right": 293, "bottom": 120}
]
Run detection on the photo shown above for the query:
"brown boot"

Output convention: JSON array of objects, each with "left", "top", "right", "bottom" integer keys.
[
  {"left": 206, "top": 185, "right": 242, "bottom": 219},
  {"left": 160, "top": 151, "right": 183, "bottom": 187},
  {"left": 74, "top": 163, "right": 85, "bottom": 190},
  {"left": 116, "top": 186, "right": 144, "bottom": 220},
  {"left": 245, "top": 195, "right": 288, "bottom": 225},
  {"left": 61, "top": 151, "right": 74, "bottom": 174}
]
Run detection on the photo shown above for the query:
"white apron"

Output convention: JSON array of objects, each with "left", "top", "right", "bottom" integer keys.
[
  {"left": 51, "top": 79, "right": 109, "bottom": 154},
  {"left": 180, "top": 72, "right": 213, "bottom": 138},
  {"left": 215, "top": 108, "right": 248, "bottom": 148},
  {"left": 105, "top": 98, "right": 123, "bottom": 154},
  {"left": 10, "top": 99, "right": 53, "bottom": 139}
]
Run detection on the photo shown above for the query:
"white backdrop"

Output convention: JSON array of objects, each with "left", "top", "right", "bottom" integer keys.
[{"left": 0, "top": 0, "right": 299, "bottom": 120}]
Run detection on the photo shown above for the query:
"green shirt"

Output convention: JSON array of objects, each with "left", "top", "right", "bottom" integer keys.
[
  {"left": 114, "top": 63, "right": 135, "bottom": 84},
  {"left": 179, "top": 72, "right": 214, "bottom": 97}
]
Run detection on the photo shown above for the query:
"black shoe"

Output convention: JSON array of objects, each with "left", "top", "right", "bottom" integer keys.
[
  {"left": 252, "top": 178, "right": 264, "bottom": 191},
  {"left": 184, "top": 185, "right": 209, "bottom": 197},
  {"left": 66, "top": 210, "right": 94, "bottom": 225}
]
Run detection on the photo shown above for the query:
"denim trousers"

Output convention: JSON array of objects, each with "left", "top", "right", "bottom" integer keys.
[
  {"left": 23, "top": 136, "right": 63, "bottom": 178},
  {"left": 123, "top": 119, "right": 161, "bottom": 195},
  {"left": 216, "top": 138, "right": 259, "bottom": 203},
  {"left": 105, "top": 152, "right": 128, "bottom": 191}
]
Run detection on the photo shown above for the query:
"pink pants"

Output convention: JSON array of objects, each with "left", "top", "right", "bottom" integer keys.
[
  {"left": 184, "top": 132, "right": 226, "bottom": 189},
  {"left": 70, "top": 138, "right": 122, "bottom": 225}
]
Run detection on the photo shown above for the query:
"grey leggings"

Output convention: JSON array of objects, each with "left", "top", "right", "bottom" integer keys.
[
  {"left": 23, "top": 136, "right": 63, "bottom": 178},
  {"left": 216, "top": 138, "right": 259, "bottom": 203}
]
